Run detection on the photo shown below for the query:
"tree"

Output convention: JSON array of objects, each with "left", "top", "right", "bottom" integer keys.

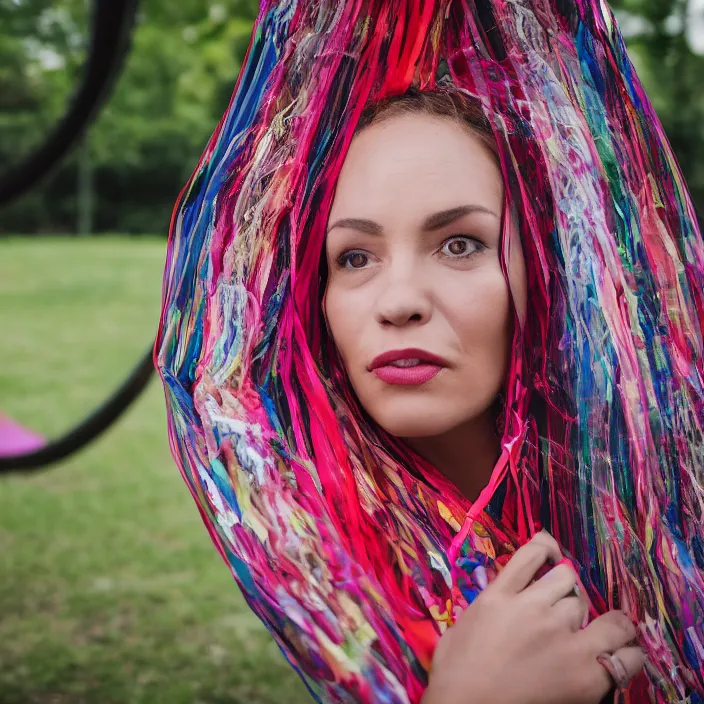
[
  {"left": 611, "top": 0, "right": 704, "bottom": 223},
  {"left": 3, "top": 1, "right": 704, "bottom": 233},
  {"left": 0, "top": 0, "right": 256, "bottom": 234}
]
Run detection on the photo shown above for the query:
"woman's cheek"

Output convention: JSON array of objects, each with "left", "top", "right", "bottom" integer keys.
[
  {"left": 453, "top": 274, "right": 512, "bottom": 365},
  {"left": 325, "top": 290, "right": 359, "bottom": 369}
]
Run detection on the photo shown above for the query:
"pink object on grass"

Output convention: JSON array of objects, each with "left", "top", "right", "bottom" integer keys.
[{"left": 0, "top": 413, "right": 45, "bottom": 457}]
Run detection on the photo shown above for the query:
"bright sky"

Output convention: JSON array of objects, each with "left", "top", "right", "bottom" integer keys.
[{"left": 689, "top": 0, "right": 704, "bottom": 53}]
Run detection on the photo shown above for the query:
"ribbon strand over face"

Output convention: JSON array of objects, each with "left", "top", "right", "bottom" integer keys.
[{"left": 156, "top": 2, "right": 704, "bottom": 701}]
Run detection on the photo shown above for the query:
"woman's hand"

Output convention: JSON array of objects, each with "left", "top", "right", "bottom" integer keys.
[{"left": 422, "top": 532, "right": 645, "bottom": 704}]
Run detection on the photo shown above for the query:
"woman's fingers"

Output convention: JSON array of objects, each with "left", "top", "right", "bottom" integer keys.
[
  {"left": 521, "top": 563, "right": 578, "bottom": 606},
  {"left": 611, "top": 646, "right": 646, "bottom": 680},
  {"left": 492, "top": 531, "right": 563, "bottom": 594},
  {"left": 580, "top": 610, "right": 637, "bottom": 653},
  {"left": 551, "top": 593, "right": 589, "bottom": 631},
  {"left": 592, "top": 646, "right": 645, "bottom": 693}
]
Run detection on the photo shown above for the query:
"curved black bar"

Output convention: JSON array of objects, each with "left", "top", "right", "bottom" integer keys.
[
  {"left": 0, "top": 0, "right": 157, "bottom": 473},
  {"left": 0, "top": 0, "right": 140, "bottom": 204},
  {"left": 0, "top": 346, "right": 155, "bottom": 471}
]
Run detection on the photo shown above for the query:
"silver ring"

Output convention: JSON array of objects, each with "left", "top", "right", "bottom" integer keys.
[{"left": 597, "top": 652, "right": 631, "bottom": 691}]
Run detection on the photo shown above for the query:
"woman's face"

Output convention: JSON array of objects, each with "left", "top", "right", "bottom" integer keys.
[{"left": 324, "top": 111, "right": 526, "bottom": 438}]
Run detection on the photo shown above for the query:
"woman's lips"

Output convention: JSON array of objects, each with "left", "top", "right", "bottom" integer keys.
[
  {"left": 368, "top": 348, "right": 448, "bottom": 386},
  {"left": 373, "top": 364, "right": 443, "bottom": 385}
]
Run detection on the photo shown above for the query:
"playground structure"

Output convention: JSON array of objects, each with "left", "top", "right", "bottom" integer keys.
[{"left": 0, "top": 0, "right": 154, "bottom": 471}]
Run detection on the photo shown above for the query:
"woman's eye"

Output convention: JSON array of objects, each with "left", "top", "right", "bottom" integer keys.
[
  {"left": 338, "top": 250, "right": 370, "bottom": 269},
  {"left": 440, "top": 236, "right": 483, "bottom": 258}
]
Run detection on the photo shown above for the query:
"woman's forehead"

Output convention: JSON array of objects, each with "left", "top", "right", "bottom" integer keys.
[{"left": 329, "top": 113, "right": 504, "bottom": 224}]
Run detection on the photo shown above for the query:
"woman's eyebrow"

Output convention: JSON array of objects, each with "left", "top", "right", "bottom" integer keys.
[
  {"left": 327, "top": 218, "right": 382, "bottom": 236},
  {"left": 327, "top": 205, "right": 499, "bottom": 236},
  {"left": 422, "top": 205, "right": 500, "bottom": 230}
]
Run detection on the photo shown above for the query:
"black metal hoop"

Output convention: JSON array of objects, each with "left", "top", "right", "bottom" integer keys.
[
  {"left": 0, "top": 0, "right": 140, "bottom": 201},
  {"left": 0, "top": 0, "right": 158, "bottom": 472}
]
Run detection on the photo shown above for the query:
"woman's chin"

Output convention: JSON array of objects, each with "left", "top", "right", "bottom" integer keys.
[
  {"left": 354, "top": 382, "right": 497, "bottom": 439},
  {"left": 370, "top": 404, "right": 467, "bottom": 439}
]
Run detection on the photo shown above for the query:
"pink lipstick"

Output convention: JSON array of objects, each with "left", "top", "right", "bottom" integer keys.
[{"left": 368, "top": 348, "right": 448, "bottom": 386}]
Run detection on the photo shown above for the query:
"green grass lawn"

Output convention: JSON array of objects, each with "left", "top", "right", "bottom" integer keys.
[{"left": 0, "top": 237, "right": 308, "bottom": 704}]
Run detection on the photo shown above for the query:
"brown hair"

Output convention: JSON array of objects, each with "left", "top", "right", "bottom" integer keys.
[{"left": 355, "top": 87, "right": 499, "bottom": 163}]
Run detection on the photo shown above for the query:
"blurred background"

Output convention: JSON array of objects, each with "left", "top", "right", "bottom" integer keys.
[{"left": 0, "top": 0, "right": 703, "bottom": 702}]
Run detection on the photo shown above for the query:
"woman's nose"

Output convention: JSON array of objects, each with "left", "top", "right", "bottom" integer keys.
[{"left": 374, "top": 267, "right": 432, "bottom": 327}]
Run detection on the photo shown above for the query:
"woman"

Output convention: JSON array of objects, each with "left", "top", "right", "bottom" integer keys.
[
  {"left": 326, "top": 89, "right": 643, "bottom": 703},
  {"left": 156, "top": 1, "right": 704, "bottom": 702}
]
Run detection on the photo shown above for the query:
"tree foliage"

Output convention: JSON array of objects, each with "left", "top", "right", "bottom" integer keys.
[
  {"left": 1, "top": 0, "right": 704, "bottom": 234},
  {"left": 0, "top": 0, "right": 256, "bottom": 234},
  {"left": 611, "top": 0, "right": 704, "bottom": 223}
]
